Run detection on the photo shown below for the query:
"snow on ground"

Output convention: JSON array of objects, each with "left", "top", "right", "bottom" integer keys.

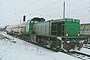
[
  {"left": 0, "top": 32, "right": 80, "bottom": 60},
  {"left": 77, "top": 48, "right": 90, "bottom": 56}
]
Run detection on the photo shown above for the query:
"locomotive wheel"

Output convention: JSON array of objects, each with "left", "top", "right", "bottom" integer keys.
[
  {"left": 50, "top": 41, "right": 55, "bottom": 49},
  {"left": 55, "top": 45, "right": 61, "bottom": 51},
  {"left": 77, "top": 43, "right": 83, "bottom": 50},
  {"left": 42, "top": 39, "right": 48, "bottom": 46},
  {"left": 41, "top": 38, "right": 45, "bottom": 45},
  {"left": 55, "top": 40, "right": 61, "bottom": 51},
  {"left": 69, "top": 42, "right": 75, "bottom": 49},
  {"left": 63, "top": 42, "right": 70, "bottom": 52},
  {"left": 63, "top": 42, "right": 68, "bottom": 49},
  {"left": 36, "top": 38, "right": 41, "bottom": 44}
]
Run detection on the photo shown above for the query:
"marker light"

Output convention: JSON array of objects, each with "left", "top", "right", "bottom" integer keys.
[{"left": 66, "top": 32, "right": 68, "bottom": 36}]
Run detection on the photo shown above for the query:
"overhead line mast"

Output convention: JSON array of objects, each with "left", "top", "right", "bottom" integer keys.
[{"left": 63, "top": 2, "right": 65, "bottom": 19}]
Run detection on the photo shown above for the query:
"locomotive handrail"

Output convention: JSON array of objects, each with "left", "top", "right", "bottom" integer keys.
[{"left": 61, "top": 24, "right": 64, "bottom": 37}]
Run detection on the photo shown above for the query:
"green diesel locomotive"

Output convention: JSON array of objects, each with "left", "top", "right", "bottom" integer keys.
[{"left": 21, "top": 17, "right": 87, "bottom": 51}]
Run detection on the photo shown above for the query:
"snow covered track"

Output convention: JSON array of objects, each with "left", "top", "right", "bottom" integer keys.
[
  {"left": 75, "top": 48, "right": 90, "bottom": 57},
  {"left": 0, "top": 33, "right": 11, "bottom": 40},
  {"left": 0, "top": 31, "right": 81, "bottom": 60},
  {"left": 67, "top": 51, "right": 90, "bottom": 60}
]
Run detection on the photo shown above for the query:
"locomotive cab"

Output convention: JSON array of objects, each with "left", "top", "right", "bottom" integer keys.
[{"left": 30, "top": 17, "right": 45, "bottom": 23}]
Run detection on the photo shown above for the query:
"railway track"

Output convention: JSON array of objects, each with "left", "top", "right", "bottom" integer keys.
[{"left": 66, "top": 51, "right": 90, "bottom": 60}]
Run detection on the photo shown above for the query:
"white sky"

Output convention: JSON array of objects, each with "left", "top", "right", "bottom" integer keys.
[{"left": 0, "top": 0, "right": 90, "bottom": 27}]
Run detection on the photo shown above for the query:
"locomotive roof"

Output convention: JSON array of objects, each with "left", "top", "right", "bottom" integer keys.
[
  {"left": 27, "top": 18, "right": 80, "bottom": 24},
  {"left": 42, "top": 18, "right": 80, "bottom": 22}
]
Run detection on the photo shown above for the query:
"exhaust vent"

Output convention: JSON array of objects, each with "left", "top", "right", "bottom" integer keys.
[{"left": 23, "top": 15, "right": 26, "bottom": 22}]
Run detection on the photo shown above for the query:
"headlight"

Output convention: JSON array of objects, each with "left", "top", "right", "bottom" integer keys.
[
  {"left": 78, "top": 32, "right": 80, "bottom": 36},
  {"left": 66, "top": 32, "right": 68, "bottom": 36},
  {"left": 78, "top": 34, "right": 80, "bottom": 36}
]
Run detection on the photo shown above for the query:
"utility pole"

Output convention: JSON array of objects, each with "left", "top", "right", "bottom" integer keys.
[{"left": 63, "top": 2, "right": 65, "bottom": 19}]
